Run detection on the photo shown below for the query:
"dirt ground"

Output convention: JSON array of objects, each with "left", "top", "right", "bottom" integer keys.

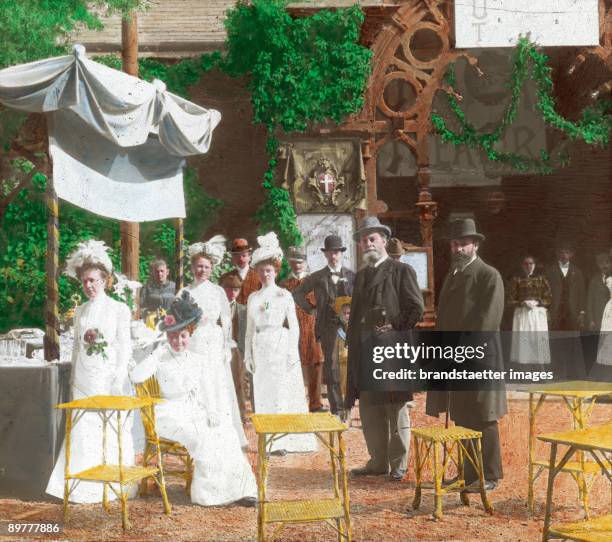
[{"left": 1, "top": 394, "right": 610, "bottom": 542}]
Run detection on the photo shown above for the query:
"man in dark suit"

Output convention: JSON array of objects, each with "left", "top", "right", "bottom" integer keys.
[
  {"left": 426, "top": 218, "right": 506, "bottom": 492},
  {"left": 586, "top": 252, "right": 611, "bottom": 332},
  {"left": 545, "top": 242, "right": 587, "bottom": 378},
  {"left": 346, "top": 217, "right": 424, "bottom": 481},
  {"left": 546, "top": 243, "right": 586, "bottom": 331},
  {"left": 293, "top": 235, "right": 355, "bottom": 418}
]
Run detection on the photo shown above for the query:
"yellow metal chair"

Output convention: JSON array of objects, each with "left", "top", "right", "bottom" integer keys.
[{"left": 134, "top": 377, "right": 194, "bottom": 496}]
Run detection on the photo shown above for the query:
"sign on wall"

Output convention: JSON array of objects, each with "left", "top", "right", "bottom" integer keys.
[
  {"left": 296, "top": 214, "right": 357, "bottom": 273},
  {"left": 455, "top": 0, "right": 599, "bottom": 48}
]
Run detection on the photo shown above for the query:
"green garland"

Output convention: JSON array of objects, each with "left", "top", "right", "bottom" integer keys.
[{"left": 431, "top": 37, "right": 612, "bottom": 174}]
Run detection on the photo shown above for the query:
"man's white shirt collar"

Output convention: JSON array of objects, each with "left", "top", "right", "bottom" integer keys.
[
  {"left": 558, "top": 261, "right": 570, "bottom": 277},
  {"left": 454, "top": 254, "right": 476, "bottom": 274},
  {"left": 236, "top": 265, "right": 249, "bottom": 280},
  {"left": 373, "top": 254, "right": 388, "bottom": 268}
]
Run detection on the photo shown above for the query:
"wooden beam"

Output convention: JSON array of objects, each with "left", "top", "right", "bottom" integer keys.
[{"left": 120, "top": 12, "right": 140, "bottom": 281}]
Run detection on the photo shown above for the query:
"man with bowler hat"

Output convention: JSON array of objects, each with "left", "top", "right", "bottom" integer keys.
[
  {"left": 346, "top": 217, "right": 424, "bottom": 481},
  {"left": 293, "top": 235, "right": 355, "bottom": 418},
  {"left": 426, "top": 218, "right": 506, "bottom": 491}
]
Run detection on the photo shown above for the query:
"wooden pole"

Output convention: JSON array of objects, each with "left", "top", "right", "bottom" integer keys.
[
  {"left": 44, "top": 169, "right": 61, "bottom": 361},
  {"left": 175, "top": 218, "right": 184, "bottom": 292},
  {"left": 121, "top": 12, "right": 140, "bottom": 281}
]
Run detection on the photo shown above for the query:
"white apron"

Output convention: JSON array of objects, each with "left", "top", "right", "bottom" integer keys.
[{"left": 510, "top": 305, "right": 551, "bottom": 364}]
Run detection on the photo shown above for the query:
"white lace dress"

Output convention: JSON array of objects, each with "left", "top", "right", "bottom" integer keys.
[
  {"left": 46, "top": 292, "right": 135, "bottom": 503},
  {"left": 178, "top": 280, "right": 247, "bottom": 447},
  {"left": 130, "top": 346, "right": 257, "bottom": 506},
  {"left": 245, "top": 284, "right": 317, "bottom": 453}
]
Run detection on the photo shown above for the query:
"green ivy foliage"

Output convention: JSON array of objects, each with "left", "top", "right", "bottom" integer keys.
[
  {"left": 223, "top": 0, "right": 370, "bottom": 133},
  {"left": 223, "top": 0, "right": 371, "bottom": 248},
  {"left": 0, "top": 168, "right": 222, "bottom": 332},
  {"left": 431, "top": 37, "right": 612, "bottom": 173}
]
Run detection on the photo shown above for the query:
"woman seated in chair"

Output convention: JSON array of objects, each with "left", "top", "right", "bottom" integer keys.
[{"left": 130, "top": 292, "right": 257, "bottom": 507}]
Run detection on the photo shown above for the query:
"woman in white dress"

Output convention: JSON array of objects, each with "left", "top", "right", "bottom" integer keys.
[
  {"left": 47, "top": 240, "right": 135, "bottom": 503},
  {"left": 130, "top": 292, "right": 257, "bottom": 506},
  {"left": 178, "top": 236, "right": 246, "bottom": 447},
  {"left": 245, "top": 233, "right": 317, "bottom": 454}
]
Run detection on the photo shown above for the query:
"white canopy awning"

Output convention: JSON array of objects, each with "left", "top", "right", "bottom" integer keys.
[{"left": 0, "top": 45, "right": 221, "bottom": 221}]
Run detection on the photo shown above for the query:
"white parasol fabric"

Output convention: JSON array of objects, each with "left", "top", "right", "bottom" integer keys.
[{"left": 0, "top": 44, "right": 221, "bottom": 221}]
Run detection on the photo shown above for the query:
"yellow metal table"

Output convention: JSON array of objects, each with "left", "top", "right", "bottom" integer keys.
[
  {"left": 524, "top": 381, "right": 612, "bottom": 514},
  {"left": 538, "top": 423, "right": 612, "bottom": 541},
  {"left": 251, "top": 413, "right": 350, "bottom": 542},
  {"left": 56, "top": 395, "right": 171, "bottom": 530}
]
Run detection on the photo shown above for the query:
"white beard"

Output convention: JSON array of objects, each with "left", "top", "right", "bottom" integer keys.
[{"left": 363, "top": 249, "right": 381, "bottom": 267}]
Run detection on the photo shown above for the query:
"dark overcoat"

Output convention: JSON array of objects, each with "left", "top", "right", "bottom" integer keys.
[
  {"left": 346, "top": 258, "right": 424, "bottom": 408},
  {"left": 293, "top": 266, "right": 355, "bottom": 350},
  {"left": 425, "top": 257, "right": 507, "bottom": 422}
]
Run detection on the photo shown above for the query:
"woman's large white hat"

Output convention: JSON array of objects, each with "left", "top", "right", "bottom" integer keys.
[
  {"left": 251, "top": 232, "right": 284, "bottom": 267},
  {"left": 188, "top": 234, "right": 227, "bottom": 266},
  {"left": 64, "top": 239, "right": 113, "bottom": 279}
]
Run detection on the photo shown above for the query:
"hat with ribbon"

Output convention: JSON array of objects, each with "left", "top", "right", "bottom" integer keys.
[
  {"left": 160, "top": 291, "right": 203, "bottom": 333},
  {"left": 352, "top": 216, "right": 392, "bottom": 241},
  {"left": 230, "top": 238, "right": 252, "bottom": 254},
  {"left": 188, "top": 235, "right": 227, "bottom": 266},
  {"left": 321, "top": 235, "right": 346, "bottom": 252},
  {"left": 449, "top": 218, "right": 485, "bottom": 242},
  {"left": 252, "top": 232, "right": 284, "bottom": 267}
]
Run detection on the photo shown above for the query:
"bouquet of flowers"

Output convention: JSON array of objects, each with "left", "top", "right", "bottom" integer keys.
[
  {"left": 83, "top": 328, "right": 108, "bottom": 359},
  {"left": 112, "top": 273, "right": 142, "bottom": 311}
]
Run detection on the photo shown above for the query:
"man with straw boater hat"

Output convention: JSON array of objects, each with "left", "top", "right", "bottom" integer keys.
[
  {"left": 230, "top": 238, "right": 261, "bottom": 305},
  {"left": 293, "top": 235, "right": 355, "bottom": 419},
  {"left": 425, "top": 218, "right": 505, "bottom": 492},
  {"left": 346, "top": 217, "right": 424, "bottom": 481},
  {"left": 281, "top": 246, "right": 326, "bottom": 412}
]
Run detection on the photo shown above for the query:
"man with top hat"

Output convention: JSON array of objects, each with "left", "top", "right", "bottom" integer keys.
[
  {"left": 293, "top": 235, "right": 355, "bottom": 419},
  {"left": 346, "top": 217, "right": 424, "bottom": 481},
  {"left": 281, "top": 246, "right": 326, "bottom": 412},
  {"left": 219, "top": 270, "right": 249, "bottom": 423},
  {"left": 231, "top": 238, "right": 261, "bottom": 305},
  {"left": 425, "top": 218, "right": 506, "bottom": 492}
]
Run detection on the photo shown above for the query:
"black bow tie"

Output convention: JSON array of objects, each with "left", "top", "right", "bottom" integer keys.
[{"left": 330, "top": 271, "right": 341, "bottom": 276}]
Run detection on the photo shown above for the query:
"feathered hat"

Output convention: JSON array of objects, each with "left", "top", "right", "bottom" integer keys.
[
  {"left": 160, "top": 291, "right": 203, "bottom": 333},
  {"left": 64, "top": 239, "right": 113, "bottom": 279},
  {"left": 251, "top": 232, "right": 284, "bottom": 267},
  {"left": 188, "top": 234, "right": 227, "bottom": 266}
]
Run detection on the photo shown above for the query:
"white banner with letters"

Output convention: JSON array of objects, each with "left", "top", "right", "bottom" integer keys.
[{"left": 455, "top": 0, "right": 599, "bottom": 48}]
